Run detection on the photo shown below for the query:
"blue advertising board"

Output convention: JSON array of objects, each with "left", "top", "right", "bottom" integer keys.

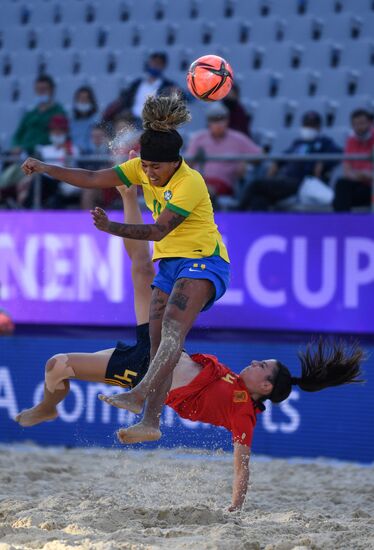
[{"left": 1, "top": 332, "right": 373, "bottom": 463}]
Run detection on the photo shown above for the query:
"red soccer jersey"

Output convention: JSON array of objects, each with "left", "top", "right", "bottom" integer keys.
[{"left": 166, "top": 353, "right": 264, "bottom": 447}]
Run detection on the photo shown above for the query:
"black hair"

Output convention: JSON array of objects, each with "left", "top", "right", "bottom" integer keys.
[
  {"left": 351, "top": 108, "right": 372, "bottom": 121},
  {"left": 73, "top": 85, "right": 98, "bottom": 119},
  {"left": 140, "top": 92, "right": 190, "bottom": 162},
  {"left": 35, "top": 74, "right": 55, "bottom": 92},
  {"left": 268, "top": 338, "right": 365, "bottom": 404}
]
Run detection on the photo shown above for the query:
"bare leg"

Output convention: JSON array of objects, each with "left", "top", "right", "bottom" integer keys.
[
  {"left": 15, "top": 349, "right": 114, "bottom": 427},
  {"left": 110, "top": 279, "right": 215, "bottom": 444}
]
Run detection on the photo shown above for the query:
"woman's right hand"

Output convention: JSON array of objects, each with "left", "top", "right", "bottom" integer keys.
[{"left": 21, "top": 157, "right": 46, "bottom": 176}]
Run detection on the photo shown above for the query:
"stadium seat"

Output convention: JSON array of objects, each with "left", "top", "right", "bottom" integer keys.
[
  {"left": 318, "top": 68, "right": 361, "bottom": 97},
  {"left": 279, "top": 69, "right": 321, "bottom": 99},
  {"left": 239, "top": 70, "right": 283, "bottom": 101},
  {"left": 248, "top": 16, "right": 287, "bottom": 44},
  {"left": 162, "top": 0, "right": 197, "bottom": 21},
  {"left": 252, "top": 98, "right": 298, "bottom": 131},
  {"left": 340, "top": 40, "right": 374, "bottom": 68},
  {"left": 262, "top": 42, "right": 304, "bottom": 71},
  {"left": 3, "top": 50, "right": 46, "bottom": 80},
  {"left": 115, "top": 48, "right": 149, "bottom": 79},
  {"left": 323, "top": 14, "right": 364, "bottom": 41},
  {"left": 302, "top": 41, "right": 344, "bottom": 70},
  {"left": 107, "top": 23, "right": 148, "bottom": 49},
  {"left": 284, "top": 15, "right": 325, "bottom": 43}
]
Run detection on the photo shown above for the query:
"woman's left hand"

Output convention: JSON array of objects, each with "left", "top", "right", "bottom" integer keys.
[{"left": 91, "top": 207, "right": 110, "bottom": 232}]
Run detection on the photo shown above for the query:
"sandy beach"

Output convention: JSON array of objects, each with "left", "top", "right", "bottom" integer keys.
[{"left": 0, "top": 445, "right": 373, "bottom": 550}]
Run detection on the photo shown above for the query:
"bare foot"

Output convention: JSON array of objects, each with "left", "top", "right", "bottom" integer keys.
[
  {"left": 15, "top": 405, "right": 58, "bottom": 427},
  {"left": 98, "top": 392, "right": 144, "bottom": 413},
  {"left": 117, "top": 422, "right": 161, "bottom": 444}
]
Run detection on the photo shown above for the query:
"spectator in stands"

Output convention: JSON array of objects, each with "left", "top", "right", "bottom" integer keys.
[
  {"left": 239, "top": 111, "right": 341, "bottom": 211},
  {"left": 102, "top": 52, "right": 181, "bottom": 128},
  {"left": 70, "top": 86, "right": 99, "bottom": 152},
  {"left": 333, "top": 109, "right": 374, "bottom": 212},
  {"left": 23, "top": 115, "right": 79, "bottom": 208},
  {"left": 11, "top": 75, "right": 65, "bottom": 155},
  {"left": 222, "top": 83, "right": 252, "bottom": 137},
  {"left": 186, "top": 102, "right": 261, "bottom": 200}
]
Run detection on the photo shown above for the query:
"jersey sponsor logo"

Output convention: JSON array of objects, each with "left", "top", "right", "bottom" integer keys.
[
  {"left": 233, "top": 390, "right": 248, "bottom": 403},
  {"left": 164, "top": 190, "right": 173, "bottom": 201}
]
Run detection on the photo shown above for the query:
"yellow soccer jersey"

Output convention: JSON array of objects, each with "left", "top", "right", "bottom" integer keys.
[{"left": 114, "top": 158, "right": 229, "bottom": 263}]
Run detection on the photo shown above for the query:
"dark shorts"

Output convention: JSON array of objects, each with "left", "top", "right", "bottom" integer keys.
[{"left": 105, "top": 323, "right": 151, "bottom": 389}]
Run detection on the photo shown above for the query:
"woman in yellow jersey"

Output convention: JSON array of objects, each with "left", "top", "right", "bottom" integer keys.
[{"left": 22, "top": 94, "right": 230, "bottom": 444}]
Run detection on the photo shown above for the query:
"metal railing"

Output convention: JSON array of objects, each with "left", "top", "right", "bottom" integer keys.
[{"left": 1, "top": 152, "right": 373, "bottom": 211}]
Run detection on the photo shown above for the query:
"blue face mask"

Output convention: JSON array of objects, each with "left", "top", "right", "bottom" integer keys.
[
  {"left": 145, "top": 64, "right": 163, "bottom": 79},
  {"left": 35, "top": 94, "right": 51, "bottom": 106}
]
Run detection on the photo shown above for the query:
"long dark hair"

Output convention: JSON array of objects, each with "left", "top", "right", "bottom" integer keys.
[{"left": 269, "top": 338, "right": 365, "bottom": 403}]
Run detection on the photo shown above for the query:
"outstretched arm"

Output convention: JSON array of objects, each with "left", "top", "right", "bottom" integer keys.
[
  {"left": 229, "top": 443, "right": 251, "bottom": 512},
  {"left": 91, "top": 206, "right": 185, "bottom": 242},
  {"left": 22, "top": 157, "right": 120, "bottom": 189}
]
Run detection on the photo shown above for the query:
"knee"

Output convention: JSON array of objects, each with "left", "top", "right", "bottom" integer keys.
[
  {"left": 45, "top": 354, "right": 63, "bottom": 374},
  {"left": 132, "top": 254, "right": 155, "bottom": 280},
  {"left": 45, "top": 354, "right": 74, "bottom": 393}
]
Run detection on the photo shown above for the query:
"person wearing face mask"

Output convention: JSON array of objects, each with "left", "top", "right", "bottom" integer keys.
[
  {"left": 333, "top": 109, "right": 374, "bottom": 212},
  {"left": 239, "top": 111, "right": 341, "bottom": 211},
  {"left": 101, "top": 52, "right": 183, "bottom": 129},
  {"left": 22, "top": 115, "right": 79, "bottom": 208},
  {"left": 11, "top": 75, "right": 65, "bottom": 156},
  {"left": 70, "top": 86, "right": 99, "bottom": 152}
]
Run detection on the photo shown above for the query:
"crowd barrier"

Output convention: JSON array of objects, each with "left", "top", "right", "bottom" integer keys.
[
  {"left": 1, "top": 333, "right": 372, "bottom": 462},
  {"left": 0, "top": 152, "right": 373, "bottom": 210}
]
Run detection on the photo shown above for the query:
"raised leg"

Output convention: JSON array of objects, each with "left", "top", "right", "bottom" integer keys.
[{"left": 15, "top": 349, "right": 114, "bottom": 427}]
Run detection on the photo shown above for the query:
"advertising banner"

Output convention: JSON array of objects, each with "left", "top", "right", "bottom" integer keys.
[
  {"left": 0, "top": 212, "right": 373, "bottom": 333},
  {"left": 1, "top": 334, "right": 372, "bottom": 462}
]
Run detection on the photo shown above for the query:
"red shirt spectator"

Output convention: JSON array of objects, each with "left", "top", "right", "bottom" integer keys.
[{"left": 334, "top": 109, "right": 374, "bottom": 212}]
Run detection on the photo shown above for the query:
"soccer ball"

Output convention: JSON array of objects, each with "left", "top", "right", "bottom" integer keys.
[{"left": 187, "top": 55, "right": 234, "bottom": 102}]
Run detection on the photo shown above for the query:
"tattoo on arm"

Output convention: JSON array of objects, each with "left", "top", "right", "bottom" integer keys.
[{"left": 106, "top": 212, "right": 185, "bottom": 242}]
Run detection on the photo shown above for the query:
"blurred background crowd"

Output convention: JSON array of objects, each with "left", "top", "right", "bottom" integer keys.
[{"left": 0, "top": 0, "right": 373, "bottom": 212}]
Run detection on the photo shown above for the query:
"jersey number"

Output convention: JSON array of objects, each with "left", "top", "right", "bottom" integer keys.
[
  {"left": 114, "top": 369, "right": 138, "bottom": 384},
  {"left": 221, "top": 373, "right": 236, "bottom": 384}
]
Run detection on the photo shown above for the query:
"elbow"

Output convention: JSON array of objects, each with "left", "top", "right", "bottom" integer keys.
[{"left": 153, "top": 227, "right": 168, "bottom": 242}]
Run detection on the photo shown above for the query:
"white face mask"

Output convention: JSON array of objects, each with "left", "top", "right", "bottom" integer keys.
[
  {"left": 300, "top": 127, "right": 318, "bottom": 141},
  {"left": 75, "top": 102, "right": 92, "bottom": 113},
  {"left": 50, "top": 134, "right": 67, "bottom": 146}
]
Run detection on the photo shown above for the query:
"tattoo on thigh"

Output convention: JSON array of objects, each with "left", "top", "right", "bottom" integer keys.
[{"left": 169, "top": 292, "right": 189, "bottom": 311}]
